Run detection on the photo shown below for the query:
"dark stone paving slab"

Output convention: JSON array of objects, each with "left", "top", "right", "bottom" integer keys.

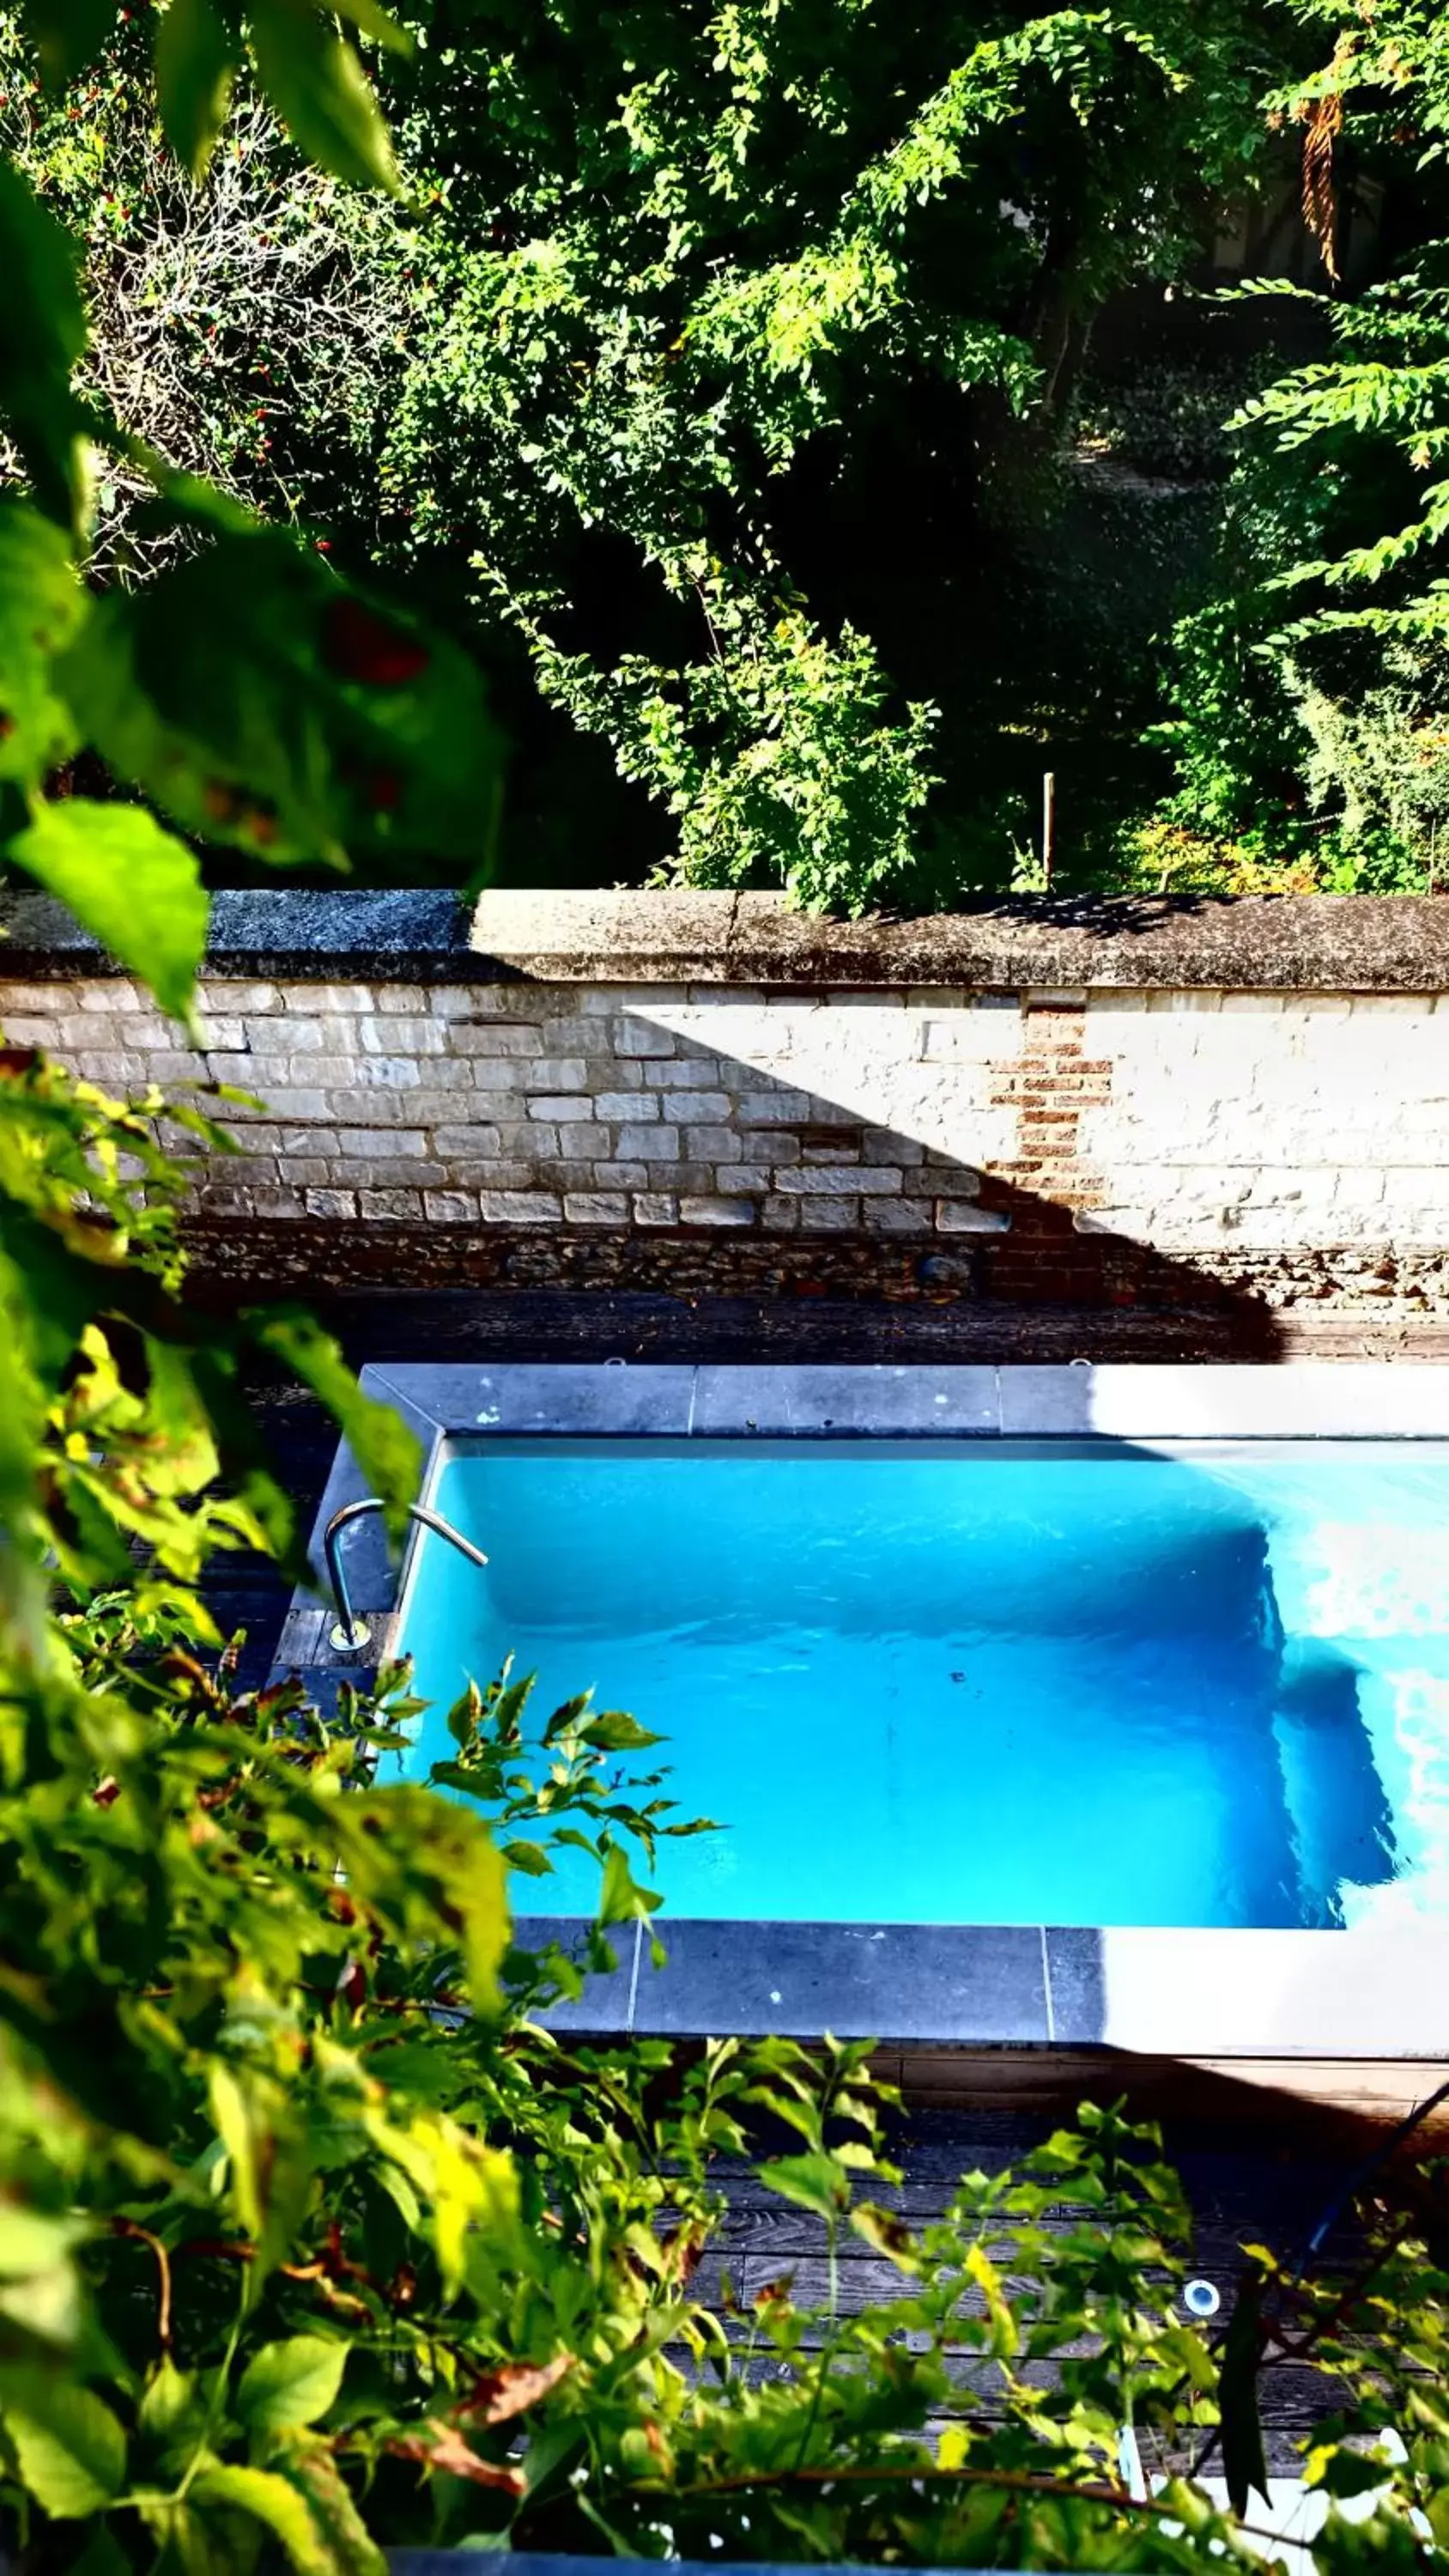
[{"left": 633, "top": 1922, "right": 1049, "bottom": 2044}]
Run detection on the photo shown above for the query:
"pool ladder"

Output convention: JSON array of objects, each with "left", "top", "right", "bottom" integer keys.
[{"left": 324, "top": 1498, "right": 489, "bottom": 1653}]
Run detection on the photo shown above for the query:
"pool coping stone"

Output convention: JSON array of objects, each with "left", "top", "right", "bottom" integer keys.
[{"left": 274, "top": 1363, "right": 1449, "bottom": 2065}]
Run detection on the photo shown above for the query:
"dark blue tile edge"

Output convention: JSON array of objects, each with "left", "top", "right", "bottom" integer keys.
[
  {"left": 634, "top": 1920, "right": 1048, "bottom": 2043},
  {"left": 508, "top": 1917, "right": 639, "bottom": 2034},
  {"left": 1044, "top": 1927, "right": 1106, "bottom": 2044}
]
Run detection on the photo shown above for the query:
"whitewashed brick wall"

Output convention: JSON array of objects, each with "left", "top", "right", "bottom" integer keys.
[
  {"left": 1075, "top": 992, "right": 1449, "bottom": 1250},
  {"left": 3, "top": 964, "right": 1448, "bottom": 1265}
]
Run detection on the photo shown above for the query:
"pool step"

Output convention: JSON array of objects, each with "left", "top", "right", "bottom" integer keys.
[{"left": 1270, "top": 1643, "right": 1397, "bottom": 1927}]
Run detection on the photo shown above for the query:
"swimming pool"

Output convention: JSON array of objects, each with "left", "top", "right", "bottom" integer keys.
[
  {"left": 282, "top": 1364, "right": 1449, "bottom": 2057},
  {"left": 395, "top": 1436, "right": 1421, "bottom": 1934}
]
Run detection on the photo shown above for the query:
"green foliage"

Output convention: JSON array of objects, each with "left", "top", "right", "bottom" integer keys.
[
  {"left": 1148, "top": 2, "right": 1449, "bottom": 882},
  {"left": 9, "top": 797, "right": 210, "bottom": 1018},
  {"left": 6, "top": 5, "right": 1449, "bottom": 2562},
  {"left": 56, "top": 521, "right": 504, "bottom": 870},
  {"left": 520, "top": 590, "right": 940, "bottom": 915},
  {"left": 0, "top": 1469, "right": 913, "bottom": 2573},
  {"left": 0, "top": 1045, "right": 419, "bottom": 1604},
  {"left": 1282, "top": 641, "right": 1449, "bottom": 884},
  {"left": 248, "top": 0, "right": 400, "bottom": 197},
  {"left": 0, "top": 145, "right": 89, "bottom": 527},
  {"left": 1, "top": 0, "right": 1337, "bottom": 902},
  {"left": 153, "top": 0, "right": 236, "bottom": 181},
  {"left": 0, "top": 463, "right": 503, "bottom": 927},
  {"left": 371, "top": 0, "right": 1283, "bottom": 907},
  {"left": 0, "top": 11, "right": 404, "bottom": 582},
  {"left": 15, "top": 1525, "right": 1449, "bottom": 2576},
  {"left": 1077, "top": 355, "right": 1279, "bottom": 483},
  {"left": 0, "top": 0, "right": 502, "bottom": 978}
]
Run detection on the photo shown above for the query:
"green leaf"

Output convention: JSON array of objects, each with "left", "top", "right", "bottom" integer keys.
[
  {"left": 135, "top": 2364, "right": 211, "bottom": 2486},
  {"left": 191, "top": 2463, "right": 334, "bottom": 2574},
  {"left": 250, "top": 1312, "right": 421, "bottom": 1542},
  {"left": 966, "top": 2240, "right": 1018, "bottom": 2359},
  {"left": 321, "top": 0, "right": 412, "bottom": 58},
  {"left": 155, "top": 0, "right": 237, "bottom": 180},
  {"left": 137, "top": 2360, "right": 204, "bottom": 2475},
  {"left": 237, "top": 2336, "right": 349, "bottom": 2439},
  {"left": 1161, "top": 2320, "right": 1219, "bottom": 2394},
  {"left": 283, "top": 2451, "right": 387, "bottom": 2575},
  {"left": 580, "top": 1710, "right": 665, "bottom": 1752},
  {"left": 0, "top": 500, "right": 86, "bottom": 786},
  {"left": 1310, "top": 2445, "right": 1395, "bottom": 2500},
  {"left": 248, "top": 0, "right": 401, "bottom": 193},
  {"left": 56, "top": 531, "right": 505, "bottom": 870},
  {"left": 597, "top": 1842, "right": 662, "bottom": 1928},
  {"left": 344, "top": 1783, "right": 509, "bottom": 2014},
  {"left": 445, "top": 1680, "right": 482, "bottom": 1749},
  {"left": 849, "top": 2201, "right": 919, "bottom": 2269},
  {"left": 758, "top": 2150, "right": 852, "bottom": 2220},
  {"left": 0, "top": 159, "right": 89, "bottom": 530},
  {"left": 209, "top": 2061, "right": 266, "bottom": 2239},
  {"left": 6, "top": 799, "right": 208, "bottom": 1024},
  {"left": 22, "top": 0, "right": 120, "bottom": 85},
  {"left": 542, "top": 1692, "right": 593, "bottom": 1745},
  {"left": 138, "top": 2362, "right": 197, "bottom": 2441},
  {"left": 0, "top": 2202, "right": 88, "bottom": 2279},
  {"left": 502, "top": 1838, "right": 554, "bottom": 1877},
  {"left": 204, "top": 2063, "right": 315, "bottom": 2297},
  {"left": 0, "top": 2377, "right": 126, "bottom": 2516}
]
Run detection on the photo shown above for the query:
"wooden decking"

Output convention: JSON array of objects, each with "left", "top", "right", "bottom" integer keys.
[{"left": 699, "top": 2104, "right": 1360, "bottom": 2476}]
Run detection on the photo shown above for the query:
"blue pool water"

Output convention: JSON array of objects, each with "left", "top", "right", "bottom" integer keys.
[{"left": 391, "top": 1439, "right": 1449, "bottom": 1929}]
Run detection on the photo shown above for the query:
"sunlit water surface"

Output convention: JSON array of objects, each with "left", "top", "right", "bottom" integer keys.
[{"left": 391, "top": 1439, "right": 1449, "bottom": 1927}]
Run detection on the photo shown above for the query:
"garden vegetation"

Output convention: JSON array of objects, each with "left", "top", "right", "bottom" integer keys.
[
  {"left": 7, "top": 0, "right": 1449, "bottom": 901},
  {"left": 6, "top": 2, "right": 1449, "bottom": 2569}
]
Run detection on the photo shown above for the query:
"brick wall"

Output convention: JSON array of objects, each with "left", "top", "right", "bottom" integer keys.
[{"left": 5, "top": 889, "right": 1449, "bottom": 1320}]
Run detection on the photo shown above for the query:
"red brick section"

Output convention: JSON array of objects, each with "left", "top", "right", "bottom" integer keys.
[{"left": 977, "top": 1002, "right": 1124, "bottom": 1305}]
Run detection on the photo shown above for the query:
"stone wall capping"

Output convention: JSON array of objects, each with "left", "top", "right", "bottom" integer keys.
[
  {"left": 477, "top": 888, "right": 1449, "bottom": 994},
  {"left": 487, "top": 889, "right": 1449, "bottom": 993},
  {"left": 8, "top": 883, "right": 1449, "bottom": 993},
  {"left": 0, "top": 888, "right": 475, "bottom": 982}
]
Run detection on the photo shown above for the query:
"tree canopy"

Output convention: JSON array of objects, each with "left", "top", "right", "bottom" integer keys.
[{"left": 11, "top": 0, "right": 1449, "bottom": 899}]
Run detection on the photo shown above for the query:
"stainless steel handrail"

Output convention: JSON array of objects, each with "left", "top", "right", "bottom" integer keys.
[{"left": 324, "top": 1498, "right": 489, "bottom": 1651}]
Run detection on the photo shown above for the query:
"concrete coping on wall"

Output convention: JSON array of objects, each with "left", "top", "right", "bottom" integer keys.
[{"left": 6, "top": 882, "right": 1449, "bottom": 992}]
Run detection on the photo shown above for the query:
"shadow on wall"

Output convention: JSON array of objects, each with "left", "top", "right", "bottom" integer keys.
[
  {"left": 192, "top": 998, "right": 1288, "bottom": 1359},
  {"left": 587, "top": 997, "right": 1286, "bottom": 1354}
]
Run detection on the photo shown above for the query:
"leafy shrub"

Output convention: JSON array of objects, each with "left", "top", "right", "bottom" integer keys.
[
  {"left": 1148, "top": 6, "right": 1449, "bottom": 880},
  {"left": 1283, "top": 642, "right": 1449, "bottom": 887},
  {"left": 1116, "top": 815, "right": 1321, "bottom": 893},
  {"left": 11, "top": 1571, "right": 1449, "bottom": 2576},
  {"left": 1077, "top": 358, "right": 1274, "bottom": 486},
  {"left": 0, "top": 12, "right": 403, "bottom": 582},
  {"left": 363, "top": 0, "right": 1286, "bottom": 909}
]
